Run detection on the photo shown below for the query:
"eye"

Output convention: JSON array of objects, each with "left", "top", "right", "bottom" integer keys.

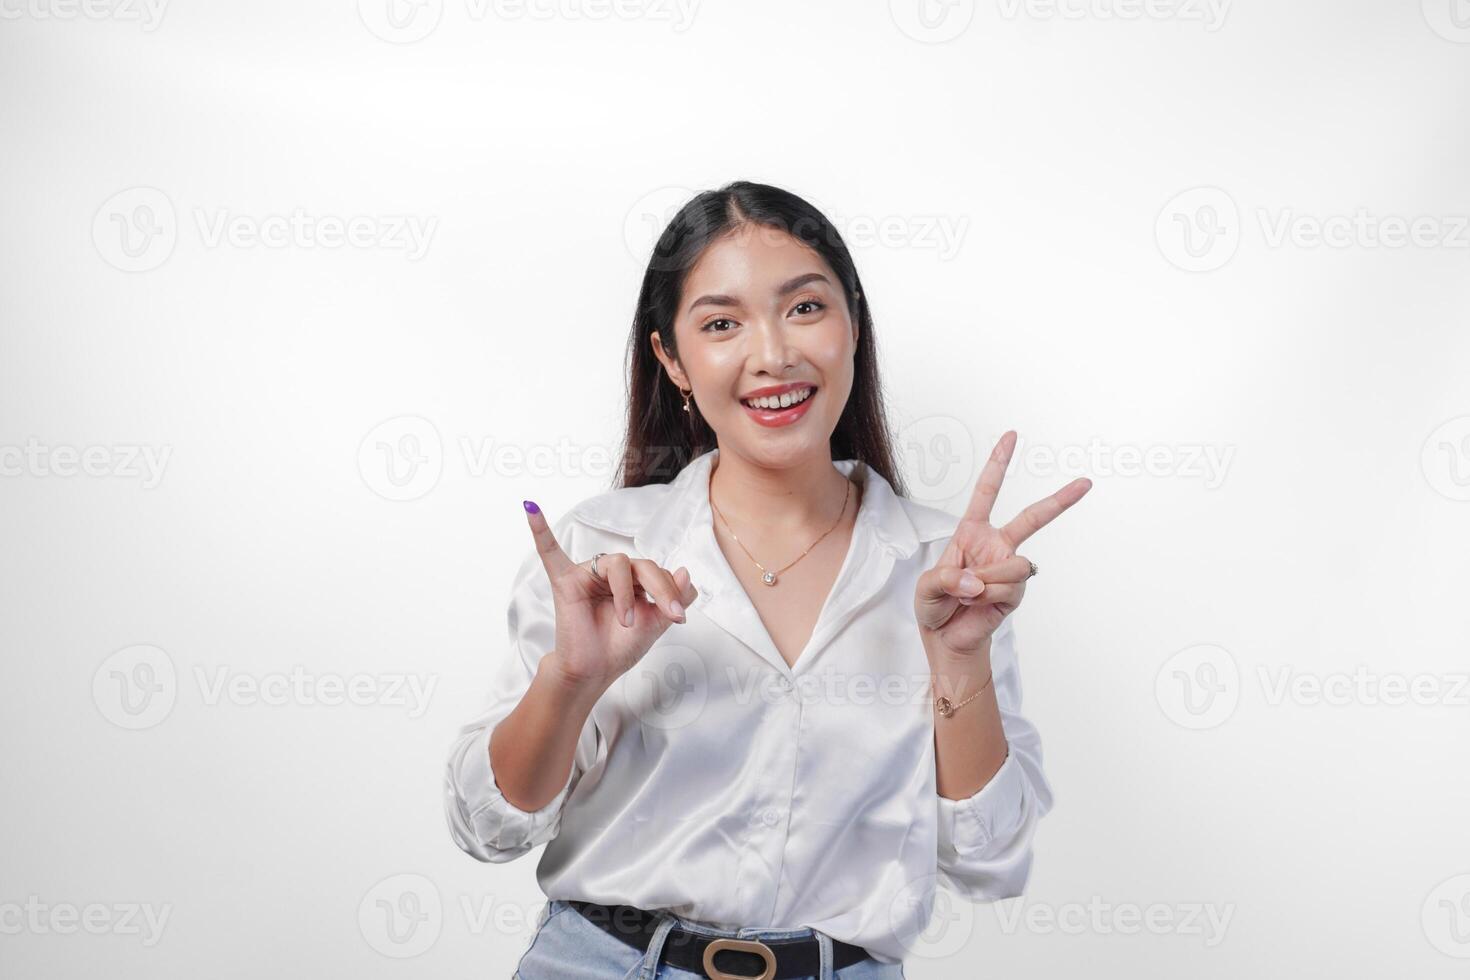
[
  {"left": 701, "top": 317, "right": 737, "bottom": 333},
  {"left": 790, "top": 297, "right": 826, "bottom": 317}
]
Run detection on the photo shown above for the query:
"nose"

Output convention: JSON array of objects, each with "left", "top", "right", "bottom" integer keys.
[{"left": 746, "top": 316, "right": 796, "bottom": 376}]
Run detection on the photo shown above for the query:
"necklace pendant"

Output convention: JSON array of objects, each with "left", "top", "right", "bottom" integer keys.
[{"left": 761, "top": 570, "right": 777, "bottom": 586}]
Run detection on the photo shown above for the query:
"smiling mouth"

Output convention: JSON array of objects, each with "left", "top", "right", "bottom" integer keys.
[{"left": 738, "top": 385, "right": 817, "bottom": 411}]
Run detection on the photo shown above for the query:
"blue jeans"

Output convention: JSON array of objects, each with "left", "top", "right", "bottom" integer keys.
[{"left": 513, "top": 899, "right": 907, "bottom": 980}]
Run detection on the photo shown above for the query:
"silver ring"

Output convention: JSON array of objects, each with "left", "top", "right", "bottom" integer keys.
[
  {"left": 1027, "top": 560, "right": 1039, "bottom": 579},
  {"left": 589, "top": 552, "right": 608, "bottom": 579}
]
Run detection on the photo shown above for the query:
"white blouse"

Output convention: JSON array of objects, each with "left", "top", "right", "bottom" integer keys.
[{"left": 443, "top": 447, "right": 1052, "bottom": 965}]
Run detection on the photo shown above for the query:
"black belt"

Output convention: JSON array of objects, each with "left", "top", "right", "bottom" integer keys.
[{"left": 566, "top": 899, "right": 874, "bottom": 979}]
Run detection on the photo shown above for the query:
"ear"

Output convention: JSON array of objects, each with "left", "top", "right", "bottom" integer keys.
[{"left": 650, "top": 330, "right": 689, "bottom": 389}]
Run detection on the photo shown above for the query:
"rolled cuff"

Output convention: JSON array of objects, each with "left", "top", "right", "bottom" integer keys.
[
  {"left": 447, "top": 723, "right": 576, "bottom": 860},
  {"left": 936, "top": 747, "right": 1028, "bottom": 855}
]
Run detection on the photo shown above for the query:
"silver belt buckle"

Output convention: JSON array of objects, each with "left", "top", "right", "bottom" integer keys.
[{"left": 702, "top": 936, "right": 777, "bottom": 980}]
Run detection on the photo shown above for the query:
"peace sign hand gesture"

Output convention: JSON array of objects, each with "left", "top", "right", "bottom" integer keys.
[{"left": 914, "top": 431, "right": 1091, "bottom": 659}]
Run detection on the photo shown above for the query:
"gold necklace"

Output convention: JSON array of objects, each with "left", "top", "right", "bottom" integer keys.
[{"left": 708, "top": 464, "right": 854, "bottom": 586}]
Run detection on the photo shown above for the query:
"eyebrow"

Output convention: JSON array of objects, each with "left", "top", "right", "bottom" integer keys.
[{"left": 686, "top": 272, "right": 831, "bottom": 314}]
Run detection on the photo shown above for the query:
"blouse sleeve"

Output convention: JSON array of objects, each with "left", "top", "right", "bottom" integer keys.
[
  {"left": 934, "top": 615, "right": 1055, "bottom": 900},
  {"left": 443, "top": 511, "right": 603, "bottom": 863}
]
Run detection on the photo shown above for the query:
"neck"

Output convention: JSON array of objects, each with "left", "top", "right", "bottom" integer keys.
[{"left": 708, "top": 443, "right": 855, "bottom": 532}]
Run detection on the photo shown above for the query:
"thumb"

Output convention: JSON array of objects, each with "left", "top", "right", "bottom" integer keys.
[
  {"left": 522, "top": 500, "right": 574, "bottom": 577},
  {"left": 915, "top": 565, "right": 982, "bottom": 629},
  {"left": 672, "top": 566, "right": 699, "bottom": 607}
]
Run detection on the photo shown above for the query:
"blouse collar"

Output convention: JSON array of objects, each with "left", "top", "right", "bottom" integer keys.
[
  {"left": 605, "top": 447, "right": 925, "bottom": 678},
  {"left": 626, "top": 446, "right": 922, "bottom": 567}
]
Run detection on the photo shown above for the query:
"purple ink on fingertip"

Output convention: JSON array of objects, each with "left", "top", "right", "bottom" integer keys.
[{"left": 523, "top": 500, "right": 540, "bottom": 514}]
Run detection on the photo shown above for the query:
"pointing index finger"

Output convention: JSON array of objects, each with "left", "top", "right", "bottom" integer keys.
[{"left": 523, "top": 500, "right": 575, "bottom": 577}]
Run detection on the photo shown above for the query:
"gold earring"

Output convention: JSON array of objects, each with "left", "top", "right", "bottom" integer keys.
[{"left": 680, "top": 387, "right": 693, "bottom": 413}]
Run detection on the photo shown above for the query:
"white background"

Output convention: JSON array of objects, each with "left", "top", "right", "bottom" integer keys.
[{"left": 3, "top": 0, "right": 1469, "bottom": 977}]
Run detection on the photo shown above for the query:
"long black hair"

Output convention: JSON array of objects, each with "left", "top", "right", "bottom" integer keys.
[{"left": 614, "top": 180, "right": 907, "bottom": 497}]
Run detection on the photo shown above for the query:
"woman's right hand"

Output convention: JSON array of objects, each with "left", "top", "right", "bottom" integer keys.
[{"left": 522, "top": 500, "right": 698, "bottom": 688}]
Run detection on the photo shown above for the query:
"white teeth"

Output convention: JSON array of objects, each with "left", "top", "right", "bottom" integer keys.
[{"left": 743, "top": 387, "right": 814, "bottom": 410}]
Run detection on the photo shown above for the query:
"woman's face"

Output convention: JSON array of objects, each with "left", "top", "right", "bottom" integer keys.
[{"left": 652, "top": 223, "right": 858, "bottom": 469}]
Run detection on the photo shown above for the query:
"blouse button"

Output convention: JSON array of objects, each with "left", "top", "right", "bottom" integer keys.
[{"left": 761, "top": 808, "right": 780, "bottom": 827}]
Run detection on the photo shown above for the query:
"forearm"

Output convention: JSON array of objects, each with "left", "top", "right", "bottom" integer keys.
[
  {"left": 925, "top": 634, "right": 1010, "bottom": 800},
  {"left": 488, "top": 651, "right": 608, "bottom": 812}
]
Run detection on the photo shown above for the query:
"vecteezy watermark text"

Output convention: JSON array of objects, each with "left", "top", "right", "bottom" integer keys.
[
  {"left": 1157, "top": 643, "right": 1470, "bottom": 730},
  {"left": 993, "top": 896, "right": 1234, "bottom": 946},
  {"left": 0, "top": 439, "right": 171, "bottom": 488},
  {"left": 93, "top": 187, "right": 437, "bottom": 272},
  {"left": 93, "top": 645, "right": 439, "bottom": 730},
  {"left": 358, "top": 0, "right": 700, "bottom": 44},
  {"left": 193, "top": 208, "right": 436, "bottom": 259},
  {"left": 1157, "top": 187, "right": 1470, "bottom": 272},
  {"left": 0, "top": 0, "right": 167, "bottom": 29},
  {"left": 995, "top": 0, "right": 1229, "bottom": 31},
  {"left": 0, "top": 898, "right": 172, "bottom": 946},
  {"left": 358, "top": 416, "right": 1236, "bottom": 504}
]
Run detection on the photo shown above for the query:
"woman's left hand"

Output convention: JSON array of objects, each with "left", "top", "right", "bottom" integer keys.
[{"left": 915, "top": 430, "right": 1092, "bottom": 659}]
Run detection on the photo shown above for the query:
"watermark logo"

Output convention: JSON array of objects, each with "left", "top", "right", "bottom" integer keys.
[
  {"left": 359, "top": 425, "right": 695, "bottom": 501},
  {"left": 359, "top": 874, "right": 442, "bottom": 957},
  {"left": 898, "top": 418, "right": 1235, "bottom": 502},
  {"left": 359, "top": 423, "right": 1228, "bottom": 504},
  {"left": 92, "top": 189, "right": 437, "bottom": 271},
  {"left": 1155, "top": 643, "right": 1239, "bottom": 730},
  {"left": 358, "top": 416, "right": 444, "bottom": 502},
  {"left": 92, "top": 645, "right": 178, "bottom": 730},
  {"left": 614, "top": 644, "right": 708, "bottom": 731},
  {"left": 890, "top": 0, "right": 976, "bottom": 43},
  {"left": 1158, "top": 189, "right": 1470, "bottom": 270},
  {"left": 358, "top": 0, "right": 444, "bottom": 42},
  {"left": 94, "top": 645, "right": 438, "bottom": 728},
  {"left": 899, "top": 414, "right": 975, "bottom": 503},
  {"left": 1158, "top": 646, "right": 1470, "bottom": 727},
  {"left": 1422, "top": 0, "right": 1470, "bottom": 42},
  {"left": 1421, "top": 415, "right": 1470, "bottom": 502},
  {"left": 1423, "top": 874, "right": 1470, "bottom": 957},
  {"left": 623, "top": 184, "right": 700, "bottom": 271},
  {"left": 354, "top": 880, "right": 559, "bottom": 950},
  {"left": 92, "top": 187, "right": 177, "bottom": 273},
  {"left": 1156, "top": 186, "right": 1239, "bottom": 272},
  {"left": 888, "top": 873, "right": 977, "bottom": 959}
]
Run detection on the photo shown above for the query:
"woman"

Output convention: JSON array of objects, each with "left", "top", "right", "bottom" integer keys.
[{"left": 444, "top": 181, "right": 1090, "bottom": 979}]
